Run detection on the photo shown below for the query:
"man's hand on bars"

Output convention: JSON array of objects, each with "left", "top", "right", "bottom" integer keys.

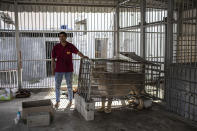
[{"left": 77, "top": 52, "right": 89, "bottom": 59}]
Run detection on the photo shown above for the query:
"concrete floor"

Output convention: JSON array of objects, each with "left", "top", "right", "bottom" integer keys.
[{"left": 0, "top": 90, "right": 197, "bottom": 131}]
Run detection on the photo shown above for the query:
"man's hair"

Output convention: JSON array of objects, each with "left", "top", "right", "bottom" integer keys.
[{"left": 58, "top": 32, "right": 67, "bottom": 37}]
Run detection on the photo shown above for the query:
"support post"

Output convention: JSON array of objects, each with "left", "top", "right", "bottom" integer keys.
[
  {"left": 114, "top": 1, "right": 120, "bottom": 57},
  {"left": 140, "top": 0, "right": 146, "bottom": 59},
  {"left": 166, "top": 0, "right": 174, "bottom": 66},
  {"left": 140, "top": 0, "right": 146, "bottom": 91},
  {"left": 165, "top": 0, "right": 174, "bottom": 105},
  {"left": 14, "top": 0, "right": 22, "bottom": 89}
]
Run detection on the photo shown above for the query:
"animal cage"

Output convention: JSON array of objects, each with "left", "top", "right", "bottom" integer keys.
[{"left": 77, "top": 53, "right": 160, "bottom": 109}]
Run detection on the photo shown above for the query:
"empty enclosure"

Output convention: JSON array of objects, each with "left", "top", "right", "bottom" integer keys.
[{"left": 0, "top": 0, "right": 197, "bottom": 121}]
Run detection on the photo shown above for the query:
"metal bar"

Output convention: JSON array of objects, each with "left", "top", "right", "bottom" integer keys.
[{"left": 119, "top": 18, "right": 166, "bottom": 30}]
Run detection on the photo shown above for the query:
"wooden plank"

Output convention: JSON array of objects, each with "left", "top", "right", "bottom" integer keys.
[
  {"left": 120, "top": 52, "right": 159, "bottom": 66},
  {"left": 22, "top": 99, "right": 54, "bottom": 120},
  {"left": 27, "top": 112, "right": 50, "bottom": 127}
]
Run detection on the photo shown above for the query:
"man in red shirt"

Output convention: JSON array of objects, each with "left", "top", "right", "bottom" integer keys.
[{"left": 52, "top": 32, "right": 88, "bottom": 108}]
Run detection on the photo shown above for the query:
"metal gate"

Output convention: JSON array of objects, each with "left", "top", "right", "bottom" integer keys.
[{"left": 165, "top": 0, "right": 197, "bottom": 121}]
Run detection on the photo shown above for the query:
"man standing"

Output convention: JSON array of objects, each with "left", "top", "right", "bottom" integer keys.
[{"left": 52, "top": 32, "right": 88, "bottom": 108}]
